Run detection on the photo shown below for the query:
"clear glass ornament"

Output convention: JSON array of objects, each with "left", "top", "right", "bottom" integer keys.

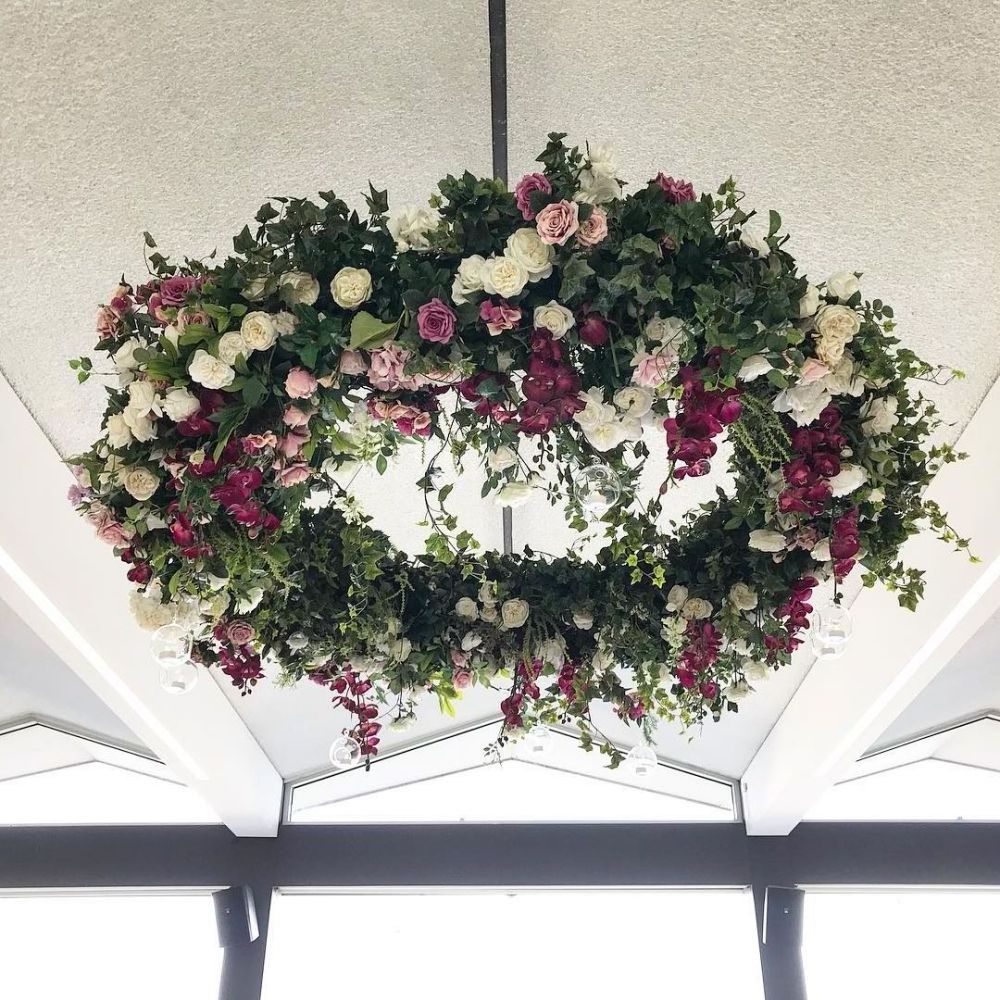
[
  {"left": 158, "top": 656, "right": 199, "bottom": 695},
  {"left": 329, "top": 735, "right": 362, "bottom": 769},
  {"left": 151, "top": 622, "right": 192, "bottom": 666},
  {"left": 526, "top": 724, "right": 552, "bottom": 754},
  {"left": 810, "top": 605, "right": 854, "bottom": 660},
  {"left": 625, "top": 744, "right": 658, "bottom": 778},
  {"left": 573, "top": 463, "right": 622, "bottom": 515}
]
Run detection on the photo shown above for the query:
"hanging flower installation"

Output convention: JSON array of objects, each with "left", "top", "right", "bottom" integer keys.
[{"left": 69, "top": 133, "right": 969, "bottom": 766}]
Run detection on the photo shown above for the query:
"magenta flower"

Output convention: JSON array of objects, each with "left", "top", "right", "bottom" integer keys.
[
  {"left": 514, "top": 172, "right": 553, "bottom": 221},
  {"left": 654, "top": 173, "right": 696, "bottom": 204}
]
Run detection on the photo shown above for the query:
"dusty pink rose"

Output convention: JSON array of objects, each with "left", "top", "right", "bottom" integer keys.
[
  {"left": 368, "top": 344, "right": 416, "bottom": 391},
  {"left": 242, "top": 432, "right": 278, "bottom": 454},
  {"left": 146, "top": 293, "right": 170, "bottom": 325},
  {"left": 159, "top": 274, "right": 199, "bottom": 307},
  {"left": 479, "top": 299, "right": 521, "bottom": 336},
  {"left": 514, "top": 172, "right": 553, "bottom": 221},
  {"left": 799, "top": 358, "right": 830, "bottom": 384},
  {"left": 96, "top": 306, "right": 121, "bottom": 339},
  {"left": 450, "top": 649, "right": 470, "bottom": 668},
  {"left": 87, "top": 504, "right": 134, "bottom": 547},
  {"left": 275, "top": 463, "right": 311, "bottom": 487},
  {"left": 654, "top": 173, "right": 696, "bottom": 204},
  {"left": 226, "top": 620, "right": 256, "bottom": 645},
  {"left": 285, "top": 366, "right": 318, "bottom": 399},
  {"left": 576, "top": 206, "right": 608, "bottom": 248},
  {"left": 453, "top": 668, "right": 473, "bottom": 690},
  {"left": 338, "top": 349, "right": 366, "bottom": 375},
  {"left": 631, "top": 346, "right": 678, "bottom": 388},
  {"left": 176, "top": 307, "right": 209, "bottom": 331},
  {"left": 416, "top": 297, "right": 457, "bottom": 344},
  {"left": 535, "top": 199, "right": 580, "bottom": 245},
  {"left": 277, "top": 425, "right": 310, "bottom": 458},
  {"left": 282, "top": 405, "right": 312, "bottom": 428}
]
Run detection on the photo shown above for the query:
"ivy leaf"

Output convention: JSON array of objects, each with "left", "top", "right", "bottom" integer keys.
[
  {"left": 559, "top": 256, "right": 595, "bottom": 303},
  {"left": 349, "top": 311, "right": 400, "bottom": 350},
  {"left": 242, "top": 378, "right": 266, "bottom": 408},
  {"left": 142, "top": 231, "right": 157, "bottom": 249},
  {"left": 767, "top": 210, "right": 781, "bottom": 237},
  {"left": 211, "top": 404, "right": 250, "bottom": 460}
]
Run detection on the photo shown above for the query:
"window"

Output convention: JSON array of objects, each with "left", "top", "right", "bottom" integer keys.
[
  {"left": 262, "top": 889, "right": 764, "bottom": 999},
  {"left": 0, "top": 892, "right": 223, "bottom": 1000},
  {"left": 802, "top": 889, "right": 1000, "bottom": 999},
  {"left": 288, "top": 723, "right": 737, "bottom": 822}
]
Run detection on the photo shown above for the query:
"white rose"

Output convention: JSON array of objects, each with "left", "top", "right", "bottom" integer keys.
[
  {"left": 331, "top": 267, "right": 372, "bottom": 310},
  {"left": 389, "top": 205, "right": 441, "bottom": 252},
  {"left": 583, "top": 420, "right": 628, "bottom": 452},
  {"left": 744, "top": 661, "right": 770, "bottom": 682},
  {"left": 487, "top": 445, "right": 518, "bottom": 473},
  {"left": 481, "top": 255, "right": 529, "bottom": 297},
  {"left": 613, "top": 385, "right": 653, "bottom": 418},
  {"left": 122, "top": 408, "right": 157, "bottom": 443},
  {"left": 740, "top": 229, "right": 771, "bottom": 257},
  {"left": 272, "top": 311, "right": 297, "bottom": 339},
  {"left": 189, "top": 348, "right": 236, "bottom": 390},
  {"left": 728, "top": 583, "right": 759, "bottom": 611},
  {"left": 241, "top": 310, "right": 278, "bottom": 351},
  {"left": 575, "top": 149, "right": 620, "bottom": 205},
  {"left": 572, "top": 608, "right": 594, "bottom": 630},
  {"left": 480, "top": 603, "right": 499, "bottom": 623},
  {"left": 798, "top": 283, "right": 821, "bottom": 318},
  {"left": 666, "top": 585, "right": 689, "bottom": 611},
  {"left": 772, "top": 381, "right": 831, "bottom": 427},
  {"left": 643, "top": 315, "right": 687, "bottom": 346},
  {"left": 813, "top": 304, "right": 861, "bottom": 367},
  {"left": 823, "top": 354, "right": 865, "bottom": 397},
  {"left": 538, "top": 637, "right": 565, "bottom": 666},
  {"left": 105, "top": 413, "right": 133, "bottom": 448},
  {"left": 533, "top": 300, "right": 575, "bottom": 338},
  {"left": 455, "top": 597, "right": 479, "bottom": 620},
  {"left": 826, "top": 271, "right": 860, "bottom": 302},
  {"left": 506, "top": 229, "right": 555, "bottom": 280},
  {"left": 495, "top": 481, "right": 534, "bottom": 507},
  {"left": 451, "top": 255, "right": 487, "bottom": 304},
  {"left": 121, "top": 466, "right": 160, "bottom": 501},
  {"left": 217, "top": 331, "right": 250, "bottom": 365},
  {"left": 129, "top": 586, "right": 174, "bottom": 631},
  {"left": 112, "top": 338, "right": 142, "bottom": 381},
  {"left": 681, "top": 597, "right": 713, "bottom": 620},
  {"left": 243, "top": 276, "right": 268, "bottom": 301},
  {"left": 860, "top": 395, "right": 899, "bottom": 437},
  {"left": 500, "top": 599, "right": 530, "bottom": 630},
  {"left": 573, "top": 388, "right": 617, "bottom": 430},
  {"left": 478, "top": 581, "right": 497, "bottom": 604},
  {"left": 162, "top": 324, "right": 181, "bottom": 351},
  {"left": 235, "top": 588, "right": 264, "bottom": 613},
  {"left": 749, "top": 529, "right": 787, "bottom": 552},
  {"left": 162, "top": 387, "right": 201, "bottom": 422},
  {"left": 739, "top": 354, "right": 773, "bottom": 382},
  {"left": 725, "top": 681, "right": 752, "bottom": 703},
  {"left": 122, "top": 381, "right": 161, "bottom": 442},
  {"left": 829, "top": 463, "right": 868, "bottom": 497},
  {"left": 461, "top": 631, "right": 483, "bottom": 652},
  {"left": 279, "top": 270, "right": 320, "bottom": 306}
]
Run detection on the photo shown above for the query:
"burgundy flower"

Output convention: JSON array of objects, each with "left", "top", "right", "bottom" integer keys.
[
  {"left": 578, "top": 313, "right": 610, "bottom": 347},
  {"left": 514, "top": 172, "right": 553, "bottom": 221},
  {"left": 158, "top": 274, "right": 199, "bottom": 308},
  {"left": 653, "top": 173, "right": 696, "bottom": 204}
]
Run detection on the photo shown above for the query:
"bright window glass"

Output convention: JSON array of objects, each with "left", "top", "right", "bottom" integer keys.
[
  {"left": 0, "top": 893, "right": 223, "bottom": 1000},
  {"left": 803, "top": 889, "right": 1000, "bottom": 999},
  {"left": 262, "top": 889, "right": 764, "bottom": 999}
]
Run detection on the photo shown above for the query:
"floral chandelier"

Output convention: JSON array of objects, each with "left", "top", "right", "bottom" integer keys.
[{"left": 69, "top": 133, "right": 969, "bottom": 772}]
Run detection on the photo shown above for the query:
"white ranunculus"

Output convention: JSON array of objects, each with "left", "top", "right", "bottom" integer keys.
[
  {"left": 738, "top": 354, "right": 773, "bottom": 382},
  {"left": 811, "top": 539, "right": 832, "bottom": 562},
  {"left": 243, "top": 276, "right": 268, "bottom": 301},
  {"left": 189, "top": 348, "right": 236, "bottom": 390},
  {"left": 330, "top": 267, "right": 373, "bottom": 310},
  {"left": 241, "top": 310, "right": 278, "bottom": 351},
  {"left": 681, "top": 597, "right": 713, "bottom": 620},
  {"left": 500, "top": 598, "right": 530, "bottom": 630},
  {"left": 798, "top": 283, "right": 821, "bottom": 318},
  {"left": 572, "top": 608, "right": 594, "bottom": 630},
  {"left": 740, "top": 229, "right": 771, "bottom": 257},
  {"left": 860, "top": 395, "right": 899, "bottom": 437},
  {"left": 121, "top": 466, "right": 159, "bottom": 501},
  {"left": 505, "top": 228, "right": 555, "bottom": 280},
  {"left": 533, "top": 300, "right": 575, "bottom": 338},
  {"left": 455, "top": 597, "right": 479, "bottom": 620},
  {"left": 105, "top": 413, "right": 133, "bottom": 448},
  {"left": 772, "top": 380, "right": 832, "bottom": 426},
  {"left": 728, "top": 583, "right": 759, "bottom": 611},
  {"left": 487, "top": 445, "right": 518, "bottom": 473},
  {"left": 279, "top": 270, "right": 320, "bottom": 306},
  {"left": 389, "top": 204, "right": 441, "bottom": 252},
  {"left": 826, "top": 270, "right": 860, "bottom": 302},
  {"left": 217, "top": 331, "right": 250, "bottom": 365},
  {"left": 162, "top": 387, "right": 200, "bottom": 422},
  {"left": 481, "top": 254, "right": 529, "bottom": 297},
  {"left": 666, "top": 585, "right": 689, "bottom": 611},
  {"left": 749, "top": 529, "right": 787, "bottom": 552},
  {"left": 643, "top": 315, "right": 687, "bottom": 346},
  {"left": 829, "top": 463, "right": 868, "bottom": 497},
  {"left": 613, "top": 385, "right": 653, "bottom": 418},
  {"left": 495, "top": 481, "right": 534, "bottom": 507},
  {"left": 813, "top": 303, "right": 862, "bottom": 368},
  {"left": 451, "top": 255, "right": 487, "bottom": 304}
]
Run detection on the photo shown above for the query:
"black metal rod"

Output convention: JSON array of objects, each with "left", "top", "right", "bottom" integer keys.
[{"left": 487, "top": 0, "right": 508, "bottom": 186}]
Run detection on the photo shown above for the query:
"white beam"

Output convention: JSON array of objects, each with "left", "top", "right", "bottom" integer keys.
[
  {"left": 743, "top": 376, "right": 1000, "bottom": 834},
  {"left": 0, "top": 375, "right": 283, "bottom": 835}
]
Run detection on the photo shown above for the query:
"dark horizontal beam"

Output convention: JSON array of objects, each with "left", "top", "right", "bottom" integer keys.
[{"left": 2, "top": 823, "right": 1000, "bottom": 890}]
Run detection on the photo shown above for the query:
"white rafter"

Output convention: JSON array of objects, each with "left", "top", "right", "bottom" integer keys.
[
  {"left": 742, "top": 376, "right": 1000, "bottom": 834},
  {"left": 0, "top": 375, "right": 283, "bottom": 835}
]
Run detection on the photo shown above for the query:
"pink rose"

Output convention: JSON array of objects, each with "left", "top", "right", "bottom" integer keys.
[
  {"left": 277, "top": 425, "right": 310, "bottom": 458},
  {"left": 479, "top": 300, "right": 521, "bottom": 336},
  {"left": 535, "top": 199, "right": 580, "bottom": 246},
  {"left": 282, "top": 405, "right": 312, "bottom": 428},
  {"left": 276, "top": 463, "right": 311, "bottom": 487},
  {"left": 87, "top": 505, "right": 134, "bottom": 547},
  {"left": 338, "top": 349, "right": 366, "bottom": 375},
  {"left": 242, "top": 432, "right": 277, "bottom": 454},
  {"left": 453, "top": 668, "right": 473, "bottom": 690},
  {"left": 654, "top": 174, "right": 696, "bottom": 204},
  {"left": 416, "top": 297, "right": 457, "bottom": 344},
  {"left": 368, "top": 345, "right": 416, "bottom": 391},
  {"left": 146, "top": 293, "right": 170, "bottom": 325},
  {"left": 176, "top": 307, "right": 209, "bottom": 331},
  {"left": 576, "top": 206, "right": 608, "bottom": 248},
  {"left": 514, "top": 172, "right": 553, "bottom": 221},
  {"left": 96, "top": 306, "right": 121, "bottom": 339},
  {"left": 632, "top": 347, "right": 678, "bottom": 388},
  {"left": 450, "top": 650, "right": 470, "bottom": 668},
  {"left": 226, "top": 620, "right": 256, "bottom": 645},
  {"left": 799, "top": 358, "right": 830, "bottom": 384},
  {"left": 159, "top": 274, "right": 199, "bottom": 307},
  {"left": 285, "top": 367, "right": 318, "bottom": 399}
]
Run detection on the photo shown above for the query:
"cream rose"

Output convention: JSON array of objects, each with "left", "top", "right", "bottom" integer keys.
[
  {"left": 389, "top": 205, "right": 441, "bottom": 251},
  {"left": 681, "top": 597, "right": 713, "bottom": 620},
  {"left": 572, "top": 609, "right": 594, "bottom": 630},
  {"left": 451, "top": 255, "right": 487, "bottom": 305},
  {"left": 331, "top": 267, "right": 373, "bottom": 310},
  {"left": 480, "top": 255, "right": 529, "bottom": 298},
  {"left": 666, "top": 585, "right": 688, "bottom": 611},
  {"left": 506, "top": 228, "right": 555, "bottom": 280},
  {"left": 487, "top": 445, "right": 518, "bottom": 473},
  {"left": 455, "top": 597, "right": 479, "bottom": 620},
  {"left": 105, "top": 413, "right": 133, "bottom": 448},
  {"left": 829, "top": 463, "right": 868, "bottom": 497},
  {"left": 121, "top": 466, "right": 160, "bottom": 501},
  {"left": 798, "top": 283, "right": 821, "bottom": 318},
  {"left": 500, "top": 598, "right": 530, "bottom": 630},
  {"left": 112, "top": 338, "right": 142, "bottom": 382},
  {"left": 826, "top": 270, "right": 860, "bottom": 302},
  {"left": 813, "top": 304, "right": 861, "bottom": 368},
  {"left": 740, "top": 229, "right": 771, "bottom": 257},
  {"left": 241, "top": 310, "right": 278, "bottom": 351},
  {"left": 162, "top": 387, "right": 200, "bottom": 422},
  {"left": 217, "top": 331, "right": 250, "bottom": 365},
  {"left": 279, "top": 270, "right": 320, "bottom": 306},
  {"left": 189, "top": 349, "right": 236, "bottom": 389},
  {"left": 643, "top": 315, "right": 687, "bottom": 346},
  {"left": 533, "top": 300, "right": 575, "bottom": 338},
  {"left": 243, "top": 276, "right": 268, "bottom": 301},
  {"left": 728, "top": 583, "right": 759, "bottom": 611},
  {"left": 613, "top": 386, "right": 653, "bottom": 418},
  {"left": 861, "top": 395, "right": 899, "bottom": 437}
]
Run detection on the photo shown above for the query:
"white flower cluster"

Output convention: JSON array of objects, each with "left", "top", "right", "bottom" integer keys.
[
  {"left": 451, "top": 228, "right": 554, "bottom": 304},
  {"left": 455, "top": 583, "right": 529, "bottom": 630},
  {"left": 574, "top": 143, "right": 620, "bottom": 205},
  {"left": 389, "top": 205, "right": 442, "bottom": 252},
  {"left": 573, "top": 386, "right": 650, "bottom": 452}
]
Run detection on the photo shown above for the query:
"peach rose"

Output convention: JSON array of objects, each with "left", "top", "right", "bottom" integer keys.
[
  {"left": 576, "top": 206, "right": 608, "bottom": 248},
  {"left": 285, "top": 367, "right": 318, "bottom": 399},
  {"left": 535, "top": 199, "right": 580, "bottom": 246}
]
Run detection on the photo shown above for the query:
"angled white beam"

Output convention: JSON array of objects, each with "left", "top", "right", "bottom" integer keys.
[
  {"left": 743, "top": 376, "right": 1000, "bottom": 834},
  {"left": 0, "top": 375, "right": 283, "bottom": 835}
]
